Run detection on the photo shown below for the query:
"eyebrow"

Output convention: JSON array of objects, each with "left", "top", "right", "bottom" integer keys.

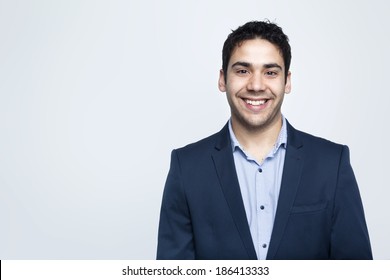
[
  {"left": 264, "top": 63, "right": 283, "bottom": 70},
  {"left": 231, "top": 61, "right": 283, "bottom": 70},
  {"left": 231, "top": 61, "right": 251, "bottom": 68}
]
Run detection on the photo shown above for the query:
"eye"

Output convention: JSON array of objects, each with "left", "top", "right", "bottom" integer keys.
[
  {"left": 236, "top": 69, "right": 249, "bottom": 75},
  {"left": 265, "top": 71, "right": 277, "bottom": 76}
]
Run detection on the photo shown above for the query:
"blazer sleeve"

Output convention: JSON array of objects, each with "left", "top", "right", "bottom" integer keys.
[
  {"left": 330, "top": 145, "right": 373, "bottom": 259},
  {"left": 156, "top": 150, "right": 195, "bottom": 259}
]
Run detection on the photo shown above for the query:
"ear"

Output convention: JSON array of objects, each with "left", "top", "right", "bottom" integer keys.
[
  {"left": 218, "top": 69, "right": 226, "bottom": 92},
  {"left": 284, "top": 71, "right": 292, "bottom": 94}
]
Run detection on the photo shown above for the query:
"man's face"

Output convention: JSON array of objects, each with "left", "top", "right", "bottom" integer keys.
[{"left": 219, "top": 38, "right": 291, "bottom": 132}]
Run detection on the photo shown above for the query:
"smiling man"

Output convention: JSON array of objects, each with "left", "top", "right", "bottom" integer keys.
[{"left": 157, "top": 21, "right": 372, "bottom": 260}]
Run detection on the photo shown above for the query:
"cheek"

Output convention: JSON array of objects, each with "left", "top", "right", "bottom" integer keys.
[
  {"left": 270, "top": 82, "right": 288, "bottom": 94},
  {"left": 226, "top": 80, "right": 245, "bottom": 94},
  {"left": 226, "top": 92, "right": 241, "bottom": 107}
]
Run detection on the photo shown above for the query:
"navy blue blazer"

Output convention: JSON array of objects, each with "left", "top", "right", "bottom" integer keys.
[{"left": 157, "top": 121, "right": 372, "bottom": 259}]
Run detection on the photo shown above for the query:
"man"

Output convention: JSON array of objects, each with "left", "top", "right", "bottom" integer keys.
[{"left": 157, "top": 21, "right": 372, "bottom": 260}]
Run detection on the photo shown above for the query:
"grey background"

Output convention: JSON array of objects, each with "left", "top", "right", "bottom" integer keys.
[{"left": 0, "top": 0, "right": 388, "bottom": 259}]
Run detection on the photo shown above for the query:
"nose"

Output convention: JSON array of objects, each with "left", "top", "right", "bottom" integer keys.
[{"left": 247, "top": 73, "right": 265, "bottom": 92}]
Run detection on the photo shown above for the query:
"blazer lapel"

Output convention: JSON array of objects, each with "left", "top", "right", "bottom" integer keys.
[
  {"left": 211, "top": 124, "right": 258, "bottom": 260},
  {"left": 267, "top": 121, "right": 304, "bottom": 259}
]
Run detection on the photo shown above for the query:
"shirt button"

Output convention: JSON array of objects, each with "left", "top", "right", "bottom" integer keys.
[
  {"left": 260, "top": 205, "right": 265, "bottom": 210},
  {"left": 258, "top": 168, "right": 262, "bottom": 173},
  {"left": 262, "top": 244, "right": 267, "bottom": 248}
]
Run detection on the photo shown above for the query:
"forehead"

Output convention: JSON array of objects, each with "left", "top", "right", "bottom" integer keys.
[{"left": 229, "top": 39, "right": 284, "bottom": 68}]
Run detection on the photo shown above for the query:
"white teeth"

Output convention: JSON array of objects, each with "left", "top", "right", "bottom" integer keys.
[{"left": 245, "top": 99, "right": 266, "bottom": 106}]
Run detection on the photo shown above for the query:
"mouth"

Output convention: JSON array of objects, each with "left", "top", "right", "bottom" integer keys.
[
  {"left": 244, "top": 99, "right": 267, "bottom": 106},
  {"left": 242, "top": 98, "right": 270, "bottom": 111}
]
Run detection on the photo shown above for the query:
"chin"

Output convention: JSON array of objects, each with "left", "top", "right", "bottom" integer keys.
[
  {"left": 241, "top": 119, "right": 268, "bottom": 130},
  {"left": 243, "top": 114, "right": 281, "bottom": 130}
]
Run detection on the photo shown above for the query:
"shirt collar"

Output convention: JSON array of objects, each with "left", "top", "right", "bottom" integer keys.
[{"left": 228, "top": 116, "right": 288, "bottom": 154}]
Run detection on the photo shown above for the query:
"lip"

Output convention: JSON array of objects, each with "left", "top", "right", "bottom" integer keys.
[{"left": 241, "top": 97, "right": 270, "bottom": 112}]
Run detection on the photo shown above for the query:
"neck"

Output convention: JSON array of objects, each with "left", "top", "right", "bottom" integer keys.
[{"left": 231, "top": 115, "right": 283, "bottom": 162}]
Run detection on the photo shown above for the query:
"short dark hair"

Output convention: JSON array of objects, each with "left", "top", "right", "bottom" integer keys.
[{"left": 222, "top": 20, "right": 292, "bottom": 82}]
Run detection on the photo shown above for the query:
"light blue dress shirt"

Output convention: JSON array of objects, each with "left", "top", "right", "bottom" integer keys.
[{"left": 228, "top": 117, "right": 287, "bottom": 260}]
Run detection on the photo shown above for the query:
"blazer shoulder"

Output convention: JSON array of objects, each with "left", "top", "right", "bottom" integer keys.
[
  {"left": 299, "top": 130, "right": 343, "bottom": 147},
  {"left": 291, "top": 127, "right": 345, "bottom": 148},
  {"left": 174, "top": 124, "right": 228, "bottom": 155},
  {"left": 289, "top": 123, "right": 347, "bottom": 156}
]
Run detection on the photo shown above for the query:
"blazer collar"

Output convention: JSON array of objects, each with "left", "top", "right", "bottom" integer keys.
[
  {"left": 212, "top": 123, "right": 258, "bottom": 260},
  {"left": 285, "top": 119, "right": 304, "bottom": 150},
  {"left": 214, "top": 122, "right": 231, "bottom": 151},
  {"left": 267, "top": 120, "right": 304, "bottom": 259}
]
